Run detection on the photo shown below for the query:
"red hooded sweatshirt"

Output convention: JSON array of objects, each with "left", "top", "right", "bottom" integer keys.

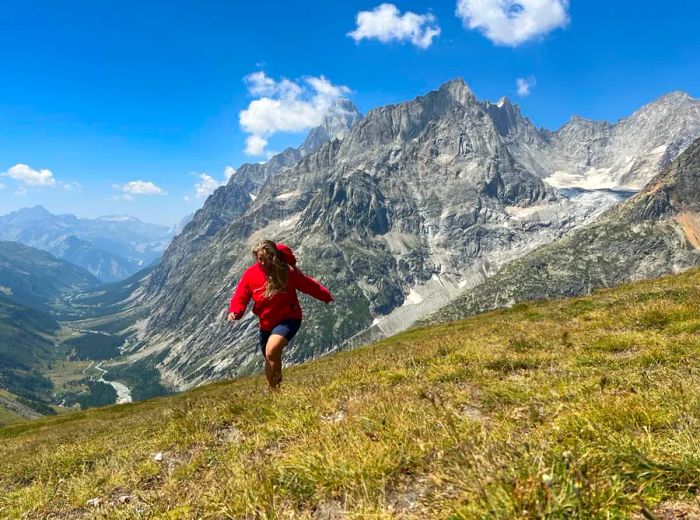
[{"left": 229, "top": 244, "right": 333, "bottom": 330}]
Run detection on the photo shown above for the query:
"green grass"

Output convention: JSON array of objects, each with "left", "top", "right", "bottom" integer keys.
[{"left": 1, "top": 268, "right": 700, "bottom": 518}]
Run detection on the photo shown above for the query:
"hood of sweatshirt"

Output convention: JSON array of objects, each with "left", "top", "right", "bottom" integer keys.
[{"left": 276, "top": 243, "right": 297, "bottom": 267}]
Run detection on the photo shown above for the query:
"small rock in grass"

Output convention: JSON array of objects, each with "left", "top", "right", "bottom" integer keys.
[
  {"left": 86, "top": 498, "right": 102, "bottom": 507},
  {"left": 218, "top": 425, "right": 245, "bottom": 444},
  {"left": 153, "top": 452, "right": 163, "bottom": 462},
  {"left": 321, "top": 410, "right": 346, "bottom": 423},
  {"left": 118, "top": 495, "right": 131, "bottom": 504}
]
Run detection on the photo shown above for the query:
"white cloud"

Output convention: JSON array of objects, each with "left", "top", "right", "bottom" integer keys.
[
  {"left": 456, "top": 0, "right": 569, "bottom": 46},
  {"left": 239, "top": 71, "right": 351, "bottom": 156},
  {"left": 113, "top": 180, "right": 165, "bottom": 201},
  {"left": 244, "top": 71, "right": 301, "bottom": 98},
  {"left": 245, "top": 135, "right": 268, "bottom": 156},
  {"left": 190, "top": 166, "right": 236, "bottom": 200},
  {"left": 348, "top": 3, "right": 440, "bottom": 48},
  {"left": 194, "top": 173, "right": 221, "bottom": 199},
  {"left": 2, "top": 163, "right": 56, "bottom": 187},
  {"left": 516, "top": 76, "right": 537, "bottom": 97}
]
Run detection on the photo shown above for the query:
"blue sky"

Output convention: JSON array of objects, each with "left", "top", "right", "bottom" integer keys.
[{"left": 1, "top": 0, "right": 699, "bottom": 225}]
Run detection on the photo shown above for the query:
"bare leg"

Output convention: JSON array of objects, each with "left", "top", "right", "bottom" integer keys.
[{"left": 264, "top": 334, "right": 288, "bottom": 388}]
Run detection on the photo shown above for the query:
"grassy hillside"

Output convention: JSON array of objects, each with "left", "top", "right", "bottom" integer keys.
[
  {"left": 1, "top": 268, "right": 699, "bottom": 518},
  {"left": 0, "top": 296, "right": 60, "bottom": 421}
]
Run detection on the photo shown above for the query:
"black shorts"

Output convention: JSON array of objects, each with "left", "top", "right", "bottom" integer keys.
[{"left": 259, "top": 319, "right": 302, "bottom": 356}]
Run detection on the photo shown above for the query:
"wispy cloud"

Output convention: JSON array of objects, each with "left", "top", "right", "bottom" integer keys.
[
  {"left": 517, "top": 76, "right": 537, "bottom": 97},
  {"left": 348, "top": 3, "right": 440, "bottom": 49},
  {"left": 61, "top": 180, "right": 82, "bottom": 191},
  {"left": 112, "top": 180, "right": 166, "bottom": 201},
  {"left": 456, "top": 0, "right": 569, "bottom": 46},
  {"left": 239, "top": 71, "right": 351, "bottom": 157}
]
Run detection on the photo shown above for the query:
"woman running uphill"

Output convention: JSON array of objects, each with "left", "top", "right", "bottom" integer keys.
[{"left": 228, "top": 240, "right": 333, "bottom": 388}]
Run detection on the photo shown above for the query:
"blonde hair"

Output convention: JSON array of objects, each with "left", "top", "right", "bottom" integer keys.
[{"left": 252, "top": 240, "right": 289, "bottom": 298}]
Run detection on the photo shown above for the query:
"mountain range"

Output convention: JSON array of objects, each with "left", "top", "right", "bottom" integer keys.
[
  {"left": 0, "top": 206, "right": 176, "bottom": 282},
  {"left": 101, "top": 79, "right": 700, "bottom": 390}
]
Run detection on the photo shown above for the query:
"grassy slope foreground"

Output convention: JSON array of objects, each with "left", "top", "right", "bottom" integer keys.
[{"left": 1, "top": 269, "right": 700, "bottom": 519}]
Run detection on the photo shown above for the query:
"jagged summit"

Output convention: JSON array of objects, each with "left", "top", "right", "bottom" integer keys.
[
  {"left": 564, "top": 114, "right": 596, "bottom": 124},
  {"left": 437, "top": 77, "right": 474, "bottom": 97},
  {"left": 333, "top": 98, "right": 361, "bottom": 113},
  {"left": 655, "top": 90, "right": 694, "bottom": 102},
  {"left": 9, "top": 205, "right": 53, "bottom": 219},
  {"left": 299, "top": 98, "right": 362, "bottom": 154},
  {"left": 481, "top": 96, "right": 534, "bottom": 140}
]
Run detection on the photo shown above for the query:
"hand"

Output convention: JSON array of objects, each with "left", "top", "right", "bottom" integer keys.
[{"left": 227, "top": 312, "right": 238, "bottom": 322}]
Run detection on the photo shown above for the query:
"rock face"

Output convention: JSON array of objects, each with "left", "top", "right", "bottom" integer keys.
[
  {"left": 0, "top": 207, "right": 174, "bottom": 282},
  {"left": 423, "top": 136, "right": 700, "bottom": 325}
]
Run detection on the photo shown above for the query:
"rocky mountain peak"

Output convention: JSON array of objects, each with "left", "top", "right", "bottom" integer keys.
[
  {"left": 655, "top": 90, "right": 694, "bottom": 103},
  {"left": 11, "top": 205, "right": 53, "bottom": 221},
  {"left": 333, "top": 98, "right": 361, "bottom": 114},
  {"left": 299, "top": 99, "right": 362, "bottom": 155},
  {"left": 437, "top": 78, "right": 475, "bottom": 103},
  {"left": 481, "top": 96, "right": 532, "bottom": 139},
  {"left": 123, "top": 81, "right": 700, "bottom": 390}
]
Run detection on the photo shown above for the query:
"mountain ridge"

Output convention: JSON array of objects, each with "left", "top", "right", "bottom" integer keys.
[
  {"left": 0, "top": 206, "right": 175, "bottom": 282},
  {"left": 421, "top": 136, "right": 700, "bottom": 325}
]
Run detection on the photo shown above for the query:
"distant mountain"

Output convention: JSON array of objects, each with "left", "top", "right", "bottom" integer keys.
[
  {"left": 497, "top": 91, "right": 700, "bottom": 190},
  {"left": 0, "top": 207, "right": 177, "bottom": 282},
  {"left": 170, "top": 213, "right": 194, "bottom": 235},
  {"left": 423, "top": 136, "right": 700, "bottom": 324},
  {"left": 0, "top": 241, "right": 100, "bottom": 312}
]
